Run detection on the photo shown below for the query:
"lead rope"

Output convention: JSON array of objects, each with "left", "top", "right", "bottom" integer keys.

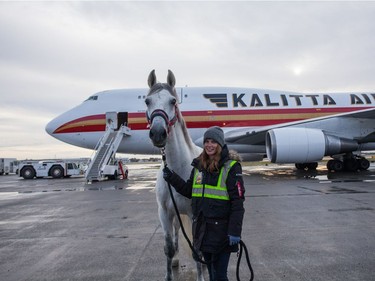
[{"left": 161, "top": 148, "right": 254, "bottom": 281}]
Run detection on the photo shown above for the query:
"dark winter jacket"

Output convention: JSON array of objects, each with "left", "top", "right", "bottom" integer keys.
[{"left": 167, "top": 145, "right": 245, "bottom": 253}]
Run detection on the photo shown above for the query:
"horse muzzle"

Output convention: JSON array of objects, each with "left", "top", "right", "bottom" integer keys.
[{"left": 149, "top": 121, "right": 168, "bottom": 148}]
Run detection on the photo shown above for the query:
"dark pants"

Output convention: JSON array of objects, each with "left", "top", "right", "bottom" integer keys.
[{"left": 202, "top": 251, "right": 231, "bottom": 281}]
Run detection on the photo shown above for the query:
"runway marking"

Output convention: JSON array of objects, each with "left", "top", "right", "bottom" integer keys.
[{"left": 298, "top": 186, "right": 369, "bottom": 194}]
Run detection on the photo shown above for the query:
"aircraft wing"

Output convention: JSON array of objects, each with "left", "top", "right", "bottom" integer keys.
[{"left": 224, "top": 107, "right": 375, "bottom": 145}]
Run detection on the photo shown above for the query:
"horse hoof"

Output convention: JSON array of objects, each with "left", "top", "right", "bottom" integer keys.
[
  {"left": 165, "top": 273, "right": 173, "bottom": 281},
  {"left": 172, "top": 258, "right": 179, "bottom": 267}
]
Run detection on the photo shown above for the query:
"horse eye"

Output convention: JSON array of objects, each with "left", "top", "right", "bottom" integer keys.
[
  {"left": 145, "top": 98, "right": 150, "bottom": 106},
  {"left": 171, "top": 98, "right": 176, "bottom": 105}
]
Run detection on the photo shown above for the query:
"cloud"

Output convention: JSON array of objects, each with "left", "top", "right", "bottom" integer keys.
[{"left": 1, "top": 1, "right": 375, "bottom": 159}]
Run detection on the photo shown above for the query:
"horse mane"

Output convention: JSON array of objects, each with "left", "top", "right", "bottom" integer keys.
[{"left": 147, "top": 83, "right": 196, "bottom": 151}]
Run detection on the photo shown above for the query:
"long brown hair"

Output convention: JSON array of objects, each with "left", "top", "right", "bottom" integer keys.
[{"left": 198, "top": 145, "right": 222, "bottom": 173}]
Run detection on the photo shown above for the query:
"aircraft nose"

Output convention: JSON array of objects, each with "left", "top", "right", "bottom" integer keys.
[{"left": 45, "top": 118, "right": 58, "bottom": 136}]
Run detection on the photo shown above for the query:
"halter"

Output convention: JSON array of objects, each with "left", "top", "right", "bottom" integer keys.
[{"left": 146, "top": 106, "right": 179, "bottom": 133}]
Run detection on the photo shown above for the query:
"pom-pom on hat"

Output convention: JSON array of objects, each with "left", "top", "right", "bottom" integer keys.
[{"left": 204, "top": 126, "right": 225, "bottom": 147}]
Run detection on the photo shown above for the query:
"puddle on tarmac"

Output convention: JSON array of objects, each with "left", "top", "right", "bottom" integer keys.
[{"left": 0, "top": 192, "right": 20, "bottom": 200}]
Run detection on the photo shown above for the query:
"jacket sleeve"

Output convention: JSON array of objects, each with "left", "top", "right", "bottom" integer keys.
[
  {"left": 167, "top": 168, "right": 195, "bottom": 199},
  {"left": 226, "top": 162, "right": 245, "bottom": 237}
]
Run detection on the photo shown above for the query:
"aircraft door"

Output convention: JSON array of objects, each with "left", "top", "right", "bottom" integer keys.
[
  {"left": 105, "top": 112, "right": 128, "bottom": 130},
  {"left": 106, "top": 112, "right": 118, "bottom": 130},
  {"left": 117, "top": 112, "right": 128, "bottom": 129}
]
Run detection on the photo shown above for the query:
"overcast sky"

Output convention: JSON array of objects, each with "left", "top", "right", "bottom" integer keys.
[{"left": 1, "top": 1, "right": 375, "bottom": 160}]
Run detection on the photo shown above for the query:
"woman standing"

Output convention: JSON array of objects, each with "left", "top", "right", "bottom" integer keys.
[{"left": 163, "top": 126, "right": 245, "bottom": 281}]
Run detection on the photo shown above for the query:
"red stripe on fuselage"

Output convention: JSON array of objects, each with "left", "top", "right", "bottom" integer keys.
[{"left": 53, "top": 107, "right": 370, "bottom": 134}]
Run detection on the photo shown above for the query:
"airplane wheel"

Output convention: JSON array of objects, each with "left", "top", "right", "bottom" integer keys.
[
  {"left": 307, "top": 162, "right": 318, "bottom": 170},
  {"left": 22, "top": 167, "right": 35, "bottom": 179},
  {"left": 296, "top": 163, "right": 317, "bottom": 170},
  {"left": 109, "top": 171, "right": 117, "bottom": 180},
  {"left": 333, "top": 160, "right": 344, "bottom": 172},
  {"left": 295, "top": 163, "right": 305, "bottom": 170},
  {"left": 51, "top": 166, "right": 64, "bottom": 178},
  {"left": 358, "top": 158, "right": 370, "bottom": 170},
  {"left": 327, "top": 160, "right": 334, "bottom": 171},
  {"left": 344, "top": 158, "right": 359, "bottom": 171}
]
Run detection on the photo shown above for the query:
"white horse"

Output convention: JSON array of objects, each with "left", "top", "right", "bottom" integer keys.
[{"left": 145, "top": 69, "right": 204, "bottom": 281}]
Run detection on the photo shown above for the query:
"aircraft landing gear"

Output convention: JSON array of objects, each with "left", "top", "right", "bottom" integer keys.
[
  {"left": 327, "top": 154, "right": 370, "bottom": 172},
  {"left": 327, "top": 159, "right": 344, "bottom": 172},
  {"left": 295, "top": 162, "right": 318, "bottom": 170}
]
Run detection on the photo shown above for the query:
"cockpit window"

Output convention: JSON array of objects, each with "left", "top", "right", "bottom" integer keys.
[{"left": 85, "top": 95, "right": 98, "bottom": 101}]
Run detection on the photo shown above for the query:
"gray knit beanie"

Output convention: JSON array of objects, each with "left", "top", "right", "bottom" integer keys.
[{"left": 204, "top": 126, "right": 225, "bottom": 147}]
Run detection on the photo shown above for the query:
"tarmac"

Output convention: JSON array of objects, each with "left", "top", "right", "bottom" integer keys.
[{"left": 0, "top": 162, "right": 374, "bottom": 281}]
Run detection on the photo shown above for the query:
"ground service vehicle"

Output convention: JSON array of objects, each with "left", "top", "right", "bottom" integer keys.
[
  {"left": 19, "top": 160, "right": 82, "bottom": 179},
  {"left": 0, "top": 158, "right": 17, "bottom": 175},
  {"left": 101, "top": 159, "right": 128, "bottom": 180}
]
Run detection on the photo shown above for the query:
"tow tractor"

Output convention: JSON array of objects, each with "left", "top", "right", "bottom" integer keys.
[{"left": 18, "top": 160, "right": 82, "bottom": 179}]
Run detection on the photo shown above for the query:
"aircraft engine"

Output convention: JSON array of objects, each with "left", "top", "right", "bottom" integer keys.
[{"left": 266, "top": 128, "right": 359, "bottom": 163}]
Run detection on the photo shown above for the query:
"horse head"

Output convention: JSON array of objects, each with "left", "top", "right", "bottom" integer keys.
[{"left": 145, "top": 69, "right": 180, "bottom": 148}]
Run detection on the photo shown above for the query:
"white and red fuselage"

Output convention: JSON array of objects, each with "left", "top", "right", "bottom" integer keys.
[{"left": 46, "top": 87, "right": 375, "bottom": 163}]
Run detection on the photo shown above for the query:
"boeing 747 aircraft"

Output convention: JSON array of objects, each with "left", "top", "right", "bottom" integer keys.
[{"left": 45, "top": 86, "right": 375, "bottom": 172}]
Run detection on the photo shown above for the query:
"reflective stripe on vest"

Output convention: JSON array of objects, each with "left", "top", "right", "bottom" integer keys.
[{"left": 192, "top": 160, "right": 237, "bottom": 200}]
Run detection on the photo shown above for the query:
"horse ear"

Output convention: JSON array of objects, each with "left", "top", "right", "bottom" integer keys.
[
  {"left": 167, "top": 69, "right": 176, "bottom": 88},
  {"left": 148, "top": 69, "right": 157, "bottom": 88}
]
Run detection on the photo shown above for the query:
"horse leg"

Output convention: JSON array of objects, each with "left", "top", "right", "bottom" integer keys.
[
  {"left": 172, "top": 215, "right": 180, "bottom": 267},
  {"left": 176, "top": 214, "right": 205, "bottom": 281},
  {"left": 164, "top": 232, "right": 175, "bottom": 281},
  {"left": 159, "top": 208, "right": 176, "bottom": 281},
  {"left": 196, "top": 258, "right": 205, "bottom": 281}
]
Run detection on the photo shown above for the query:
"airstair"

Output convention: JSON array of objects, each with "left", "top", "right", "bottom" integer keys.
[{"left": 85, "top": 112, "right": 131, "bottom": 182}]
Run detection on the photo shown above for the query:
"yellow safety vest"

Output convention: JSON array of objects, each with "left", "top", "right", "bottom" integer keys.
[{"left": 192, "top": 160, "right": 237, "bottom": 201}]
